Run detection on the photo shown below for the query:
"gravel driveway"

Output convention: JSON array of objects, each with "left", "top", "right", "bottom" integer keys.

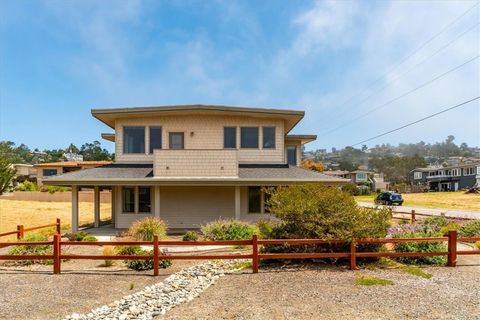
[{"left": 162, "top": 264, "right": 480, "bottom": 320}]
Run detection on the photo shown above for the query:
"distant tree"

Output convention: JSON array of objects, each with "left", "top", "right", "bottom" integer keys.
[
  {"left": 0, "top": 141, "right": 33, "bottom": 163},
  {"left": 79, "top": 141, "right": 112, "bottom": 161},
  {"left": 0, "top": 158, "right": 16, "bottom": 194},
  {"left": 66, "top": 143, "right": 80, "bottom": 154},
  {"left": 301, "top": 160, "right": 325, "bottom": 172}
]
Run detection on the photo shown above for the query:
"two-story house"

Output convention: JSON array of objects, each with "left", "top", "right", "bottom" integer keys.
[
  {"left": 44, "top": 105, "right": 348, "bottom": 232},
  {"left": 410, "top": 162, "right": 480, "bottom": 192}
]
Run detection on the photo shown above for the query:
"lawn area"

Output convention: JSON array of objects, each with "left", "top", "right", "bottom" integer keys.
[
  {"left": 355, "top": 191, "right": 480, "bottom": 211},
  {"left": 0, "top": 199, "right": 111, "bottom": 240}
]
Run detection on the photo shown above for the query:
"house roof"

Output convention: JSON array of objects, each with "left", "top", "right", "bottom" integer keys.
[
  {"left": 43, "top": 163, "right": 348, "bottom": 186},
  {"left": 101, "top": 133, "right": 115, "bottom": 142},
  {"left": 285, "top": 134, "right": 317, "bottom": 144},
  {"left": 34, "top": 161, "right": 112, "bottom": 168},
  {"left": 412, "top": 162, "right": 480, "bottom": 172},
  {"left": 91, "top": 104, "right": 305, "bottom": 133}
]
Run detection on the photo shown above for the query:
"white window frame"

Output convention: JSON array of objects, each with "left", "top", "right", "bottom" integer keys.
[
  {"left": 451, "top": 168, "right": 461, "bottom": 177},
  {"left": 464, "top": 167, "right": 475, "bottom": 176},
  {"left": 414, "top": 172, "right": 422, "bottom": 179},
  {"left": 121, "top": 186, "right": 152, "bottom": 214}
]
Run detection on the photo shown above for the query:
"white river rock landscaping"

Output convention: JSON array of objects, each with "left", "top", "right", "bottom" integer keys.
[{"left": 62, "top": 260, "right": 245, "bottom": 320}]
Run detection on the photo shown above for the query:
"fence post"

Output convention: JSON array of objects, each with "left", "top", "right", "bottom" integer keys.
[
  {"left": 153, "top": 235, "right": 159, "bottom": 276},
  {"left": 17, "top": 225, "right": 24, "bottom": 240},
  {"left": 350, "top": 240, "right": 356, "bottom": 270},
  {"left": 252, "top": 234, "right": 259, "bottom": 273},
  {"left": 411, "top": 210, "right": 416, "bottom": 223},
  {"left": 447, "top": 230, "right": 457, "bottom": 267},
  {"left": 56, "top": 218, "right": 61, "bottom": 234},
  {"left": 53, "top": 233, "right": 61, "bottom": 274}
]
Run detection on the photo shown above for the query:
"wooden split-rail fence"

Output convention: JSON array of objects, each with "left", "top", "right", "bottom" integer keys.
[{"left": 0, "top": 219, "right": 479, "bottom": 275}]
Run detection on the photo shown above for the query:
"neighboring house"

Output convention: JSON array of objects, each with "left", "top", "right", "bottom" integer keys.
[
  {"left": 323, "top": 170, "right": 389, "bottom": 192},
  {"left": 410, "top": 162, "right": 480, "bottom": 191},
  {"left": 11, "top": 164, "right": 37, "bottom": 185},
  {"left": 44, "top": 104, "right": 349, "bottom": 231},
  {"left": 35, "top": 161, "right": 112, "bottom": 186}
]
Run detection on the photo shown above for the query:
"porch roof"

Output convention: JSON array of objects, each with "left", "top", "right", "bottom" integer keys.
[{"left": 43, "top": 163, "right": 348, "bottom": 186}]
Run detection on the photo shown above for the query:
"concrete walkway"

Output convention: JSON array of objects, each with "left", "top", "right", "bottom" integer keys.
[{"left": 358, "top": 202, "right": 480, "bottom": 220}]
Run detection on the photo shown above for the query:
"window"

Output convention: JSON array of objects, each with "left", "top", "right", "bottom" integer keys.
[
  {"left": 414, "top": 172, "right": 423, "bottom": 179},
  {"left": 262, "top": 127, "right": 276, "bottom": 149},
  {"left": 240, "top": 127, "right": 259, "bottom": 148},
  {"left": 356, "top": 173, "right": 367, "bottom": 181},
  {"left": 224, "top": 127, "right": 237, "bottom": 148},
  {"left": 43, "top": 169, "right": 58, "bottom": 176},
  {"left": 122, "top": 187, "right": 135, "bottom": 213},
  {"left": 149, "top": 127, "right": 162, "bottom": 154},
  {"left": 169, "top": 132, "right": 184, "bottom": 149},
  {"left": 287, "top": 146, "right": 297, "bottom": 166},
  {"left": 248, "top": 187, "right": 261, "bottom": 213},
  {"left": 464, "top": 167, "right": 475, "bottom": 175},
  {"left": 123, "top": 127, "right": 145, "bottom": 154},
  {"left": 451, "top": 168, "right": 461, "bottom": 177},
  {"left": 138, "top": 187, "right": 152, "bottom": 213},
  {"left": 122, "top": 186, "right": 152, "bottom": 214}
]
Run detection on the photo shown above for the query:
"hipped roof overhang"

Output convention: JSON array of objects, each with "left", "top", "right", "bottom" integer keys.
[{"left": 92, "top": 104, "right": 305, "bottom": 134}]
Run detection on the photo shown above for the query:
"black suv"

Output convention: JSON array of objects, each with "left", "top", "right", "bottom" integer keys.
[{"left": 374, "top": 192, "right": 404, "bottom": 206}]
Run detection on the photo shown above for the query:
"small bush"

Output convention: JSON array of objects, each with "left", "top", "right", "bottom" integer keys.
[
  {"left": 393, "top": 231, "right": 447, "bottom": 265},
  {"left": 256, "top": 219, "right": 276, "bottom": 239},
  {"left": 102, "top": 246, "right": 115, "bottom": 267},
  {"left": 127, "top": 217, "right": 167, "bottom": 241},
  {"left": 15, "top": 181, "right": 39, "bottom": 192},
  {"left": 182, "top": 231, "right": 199, "bottom": 241},
  {"left": 439, "top": 223, "right": 460, "bottom": 235},
  {"left": 459, "top": 220, "right": 480, "bottom": 237},
  {"left": 115, "top": 245, "right": 172, "bottom": 271},
  {"left": 65, "top": 231, "right": 93, "bottom": 241},
  {"left": 201, "top": 219, "right": 258, "bottom": 240},
  {"left": 8, "top": 234, "right": 52, "bottom": 265},
  {"left": 341, "top": 183, "right": 359, "bottom": 196},
  {"left": 82, "top": 235, "right": 97, "bottom": 242},
  {"left": 42, "top": 185, "right": 71, "bottom": 194},
  {"left": 475, "top": 241, "right": 480, "bottom": 250},
  {"left": 422, "top": 216, "right": 449, "bottom": 230}
]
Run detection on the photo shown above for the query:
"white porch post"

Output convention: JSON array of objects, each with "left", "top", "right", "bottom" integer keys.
[
  {"left": 235, "top": 186, "right": 241, "bottom": 220},
  {"left": 154, "top": 186, "right": 161, "bottom": 219},
  {"left": 94, "top": 186, "right": 100, "bottom": 228},
  {"left": 71, "top": 185, "right": 79, "bottom": 232}
]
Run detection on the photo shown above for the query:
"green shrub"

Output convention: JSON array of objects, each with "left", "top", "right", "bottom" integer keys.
[
  {"left": 8, "top": 234, "right": 52, "bottom": 265},
  {"left": 15, "top": 181, "right": 39, "bottom": 192},
  {"left": 459, "top": 220, "right": 480, "bottom": 237},
  {"left": 475, "top": 241, "right": 480, "bottom": 250},
  {"left": 182, "top": 231, "right": 199, "bottom": 241},
  {"left": 256, "top": 219, "right": 276, "bottom": 239},
  {"left": 42, "top": 185, "right": 71, "bottom": 194},
  {"left": 341, "top": 183, "right": 359, "bottom": 196},
  {"left": 102, "top": 246, "right": 115, "bottom": 267},
  {"left": 439, "top": 223, "right": 460, "bottom": 235},
  {"left": 65, "top": 231, "right": 90, "bottom": 241},
  {"left": 82, "top": 235, "right": 97, "bottom": 242},
  {"left": 393, "top": 231, "right": 447, "bottom": 265},
  {"left": 201, "top": 219, "right": 258, "bottom": 240},
  {"left": 127, "top": 217, "right": 167, "bottom": 241},
  {"left": 422, "top": 216, "right": 449, "bottom": 229},
  {"left": 261, "top": 185, "right": 391, "bottom": 259},
  {"left": 114, "top": 245, "right": 172, "bottom": 271}
]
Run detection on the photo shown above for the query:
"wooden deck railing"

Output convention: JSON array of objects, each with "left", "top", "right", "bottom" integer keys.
[
  {"left": 0, "top": 225, "right": 478, "bottom": 275},
  {"left": 0, "top": 219, "right": 61, "bottom": 240}
]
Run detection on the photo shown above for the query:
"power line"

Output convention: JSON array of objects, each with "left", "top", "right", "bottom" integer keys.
[
  {"left": 319, "top": 21, "right": 480, "bottom": 135},
  {"left": 322, "top": 55, "right": 480, "bottom": 136},
  {"left": 320, "top": 1, "right": 479, "bottom": 125},
  {"left": 349, "top": 96, "right": 480, "bottom": 147}
]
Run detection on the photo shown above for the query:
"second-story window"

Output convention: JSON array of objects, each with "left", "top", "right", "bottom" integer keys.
[
  {"left": 224, "top": 127, "right": 237, "bottom": 148},
  {"left": 149, "top": 127, "right": 162, "bottom": 154},
  {"left": 124, "top": 126, "right": 145, "bottom": 154},
  {"left": 262, "top": 127, "right": 276, "bottom": 149},
  {"left": 240, "top": 127, "right": 259, "bottom": 148},
  {"left": 169, "top": 132, "right": 184, "bottom": 149}
]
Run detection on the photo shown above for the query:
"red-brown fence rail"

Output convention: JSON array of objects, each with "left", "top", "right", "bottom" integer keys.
[
  {"left": 0, "top": 219, "right": 61, "bottom": 240},
  {"left": 0, "top": 227, "right": 478, "bottom": 275}
]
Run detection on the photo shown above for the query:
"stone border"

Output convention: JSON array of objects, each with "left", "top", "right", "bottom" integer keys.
[{"left": 63, "top": 260, "right": 245, "bottom": 320}]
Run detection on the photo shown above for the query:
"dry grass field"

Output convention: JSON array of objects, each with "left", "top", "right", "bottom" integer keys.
[
  {"left": 356, "top": 191, "right": 480, "bottom": 211},
  {"left": 0, "top": 199, "right": 111, "bottom": 239}
]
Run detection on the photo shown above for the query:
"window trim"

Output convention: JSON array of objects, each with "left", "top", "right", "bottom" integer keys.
[
  {"left": 286, "top": 145, "right": 297, "bottom": 166},
  {"left": 240, "top": 127, "right": 259, "bottom": 149},
  {"left": 42, "top": 168, "right": 58, "bottom": 177},
  {"left": 149, "top": 126, "right": 162, "bottom": 154},
  {"left": 169, "top": 132, "right": 185, "bottom": 150},
  {"left": 123, "top": 126, "right": 146, "bottom": 154},
  {"left": 223, "top": 126, "right": 237, "bottom": 149},
  {"left": 247, "top": 186, "right": 272, "bottom": 214},
  {"left": 262, "top": 127, "right": 276, "bottom": 149},
  {"left": 464, "top": 167, "right": 475, "bottom": 176},
  {"left": 414, "top": 172, "right": 423, "bottom": 179}
]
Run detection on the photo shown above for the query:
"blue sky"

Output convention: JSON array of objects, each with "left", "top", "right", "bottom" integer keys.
[{"left": 0, "top": 0, "right": 479, "bottom": 153}]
